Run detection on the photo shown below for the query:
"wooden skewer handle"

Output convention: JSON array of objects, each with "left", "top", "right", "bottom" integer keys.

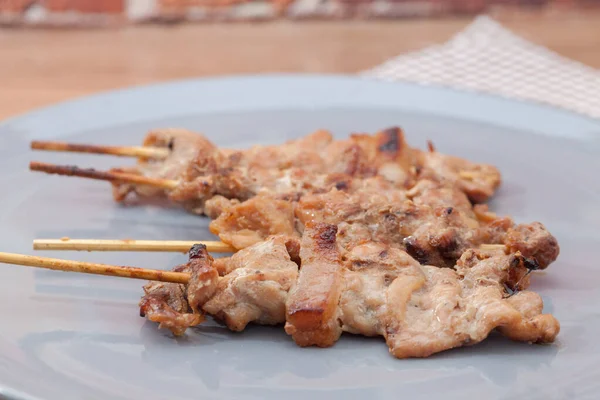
[
  {"left": 29, "top": 162, "right": 179, "bottom": 190},
  {"left": 33, "top": 239, "right": 235, "bottom": 253},
  {"left": 0, "top": 252, "right": 189, "bottom": 284},
  {"left": 31, "top": 141, "right": 169, "bottom": 159}
]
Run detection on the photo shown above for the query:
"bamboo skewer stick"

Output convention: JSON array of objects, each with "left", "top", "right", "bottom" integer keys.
[
  {"left": 31, "top": 141, "right": 169, "bottom": 159},
  {"left": 29, "top": 162, "right": 178, "bottom": 190},
  {"left": 33, "top": 237, "right": 500, "bottom": 254},
  {"left": 0, "top": 252, "right": 189, "bottom": 284},
  {"left": 33, "top": 238, "right": 235, "bottom": 253}
]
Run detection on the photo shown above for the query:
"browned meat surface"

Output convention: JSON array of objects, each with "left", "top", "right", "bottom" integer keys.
[
  {"left": 139, "top": 244, "right": 218, "bottom": 336},
  {"left": 208, "top": 178, "right": 559, "bottom": 271},
  {"left": 203, "top": 236, "right": 299, "bottom": 331},
  {"left": 110, "top": 127, "right": 502, "bottom": 214},
  {"left": 504, "top": 222, "right": 560, "bottom": 269},
  {"left": 285, "top": 223, "right": 344, "bottom": 347},
  {"left": 210, "top": 181, "right": 559, "bottom": 268},
  {"left": 298, "top": 184, "right": 559, "bottom": 269},
  {"left": 140, "top": 237, "right": 559, "bottom": 358},
  {"left": 286, "top": 228, "right": 558, "bottom": 356},
  {"left": 417, "top": 150, "right": 501, "bottom": 203},
  {"left": 384, "top": 249, "right": 559, "bottom": 358},
  {"left": 131, "top": 128, "right": 559, "bottom": 358},
  {"left": 141, "top": 236, "right": 300, "bottom": 334},
  {"left": 209, "top": 195, "right": 298, "bottom": 250},
  {"left": 138, "top": 277, "right": 201, "bottom": 336}
]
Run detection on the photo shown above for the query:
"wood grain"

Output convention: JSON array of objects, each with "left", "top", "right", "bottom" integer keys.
[{"left": 0, "top": 10, "right": 598, "bottom": 120}]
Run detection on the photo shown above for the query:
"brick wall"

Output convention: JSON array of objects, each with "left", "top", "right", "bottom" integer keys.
[{"left": 0, "top": 0, "right": 595, "bottom": 25}]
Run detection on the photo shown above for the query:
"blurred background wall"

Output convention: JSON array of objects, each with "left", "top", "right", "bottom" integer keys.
[{"left": 1, "top": 0, "right": 598, "bottom": 26}]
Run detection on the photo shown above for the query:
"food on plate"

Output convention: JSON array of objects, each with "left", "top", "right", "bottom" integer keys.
[
  {"left": 31, "top": 127, "right": 501, "bottom": 215},
  {"left": 138, "top": 226, "right": 559, "bottom": 358},
  {"left": 209, "top": 180, "right": 559, "bottom": 269},
  {"left": 24, "top": 126, "right": 560, "bottom": 359}
]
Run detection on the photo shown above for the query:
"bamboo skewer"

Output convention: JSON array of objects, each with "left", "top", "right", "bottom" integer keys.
[
  {"left": 33, "top": 238, "right": 235, "bottom": 253},
  {"left": 29, "top": 162, "right": 178, "bottom": 190},
  {"left": 33, "top": 237, "right": 501, "bottom": 254},
  {"left": 31, "top": 141, "right": 169, "bottom": 159},
  {"left": 2, "top": 244, "right": 510, "bottom": 286},
  {"left": 0, "top": 252, "right": 189, "bottom": 284}
]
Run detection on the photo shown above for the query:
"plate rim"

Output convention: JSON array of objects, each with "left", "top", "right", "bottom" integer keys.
[{"left": 1, "top": 73, "right": 599, "bottom": 144}]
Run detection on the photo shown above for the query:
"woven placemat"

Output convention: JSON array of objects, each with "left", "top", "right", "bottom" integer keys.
[{"left": 363, "top": 16, "right": 600, "bottom": 120}]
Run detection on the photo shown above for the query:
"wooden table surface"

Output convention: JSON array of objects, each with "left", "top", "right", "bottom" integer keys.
[{"left": 1, "top": 9, "right": 599, "bottom": 120}]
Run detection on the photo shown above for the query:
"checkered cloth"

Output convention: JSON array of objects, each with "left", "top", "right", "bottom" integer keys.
[{"left": 363, "top": 16, "right": 600, "bottom": 120}]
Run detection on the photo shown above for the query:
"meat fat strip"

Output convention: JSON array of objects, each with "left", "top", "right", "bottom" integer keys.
[{"left": 285, "top": 223, "right": 344, "bottom": 347}]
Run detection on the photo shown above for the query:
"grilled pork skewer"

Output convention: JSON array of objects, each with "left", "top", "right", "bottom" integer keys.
[
  {"left": 30, "top": 127, "right": 502, "bottom": 215},
  {"left": 32, "top": 238, "right": 505, "bottom": 255},
  {"left": 209, "top": 180, "right": 560, "bottom": 269},
  {"left": 1, "top": 232, "right": 559, "bottom": 358},
  {"left": 140, "top": 225, "right": 559, "bottom": 358},
  {"left": 30, "top": 176, "right": 559, "bottom": 271}
]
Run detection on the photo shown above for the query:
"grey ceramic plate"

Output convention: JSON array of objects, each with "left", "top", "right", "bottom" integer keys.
[{"left": 0, "top": 75, "right": 599, "bottom": 400}]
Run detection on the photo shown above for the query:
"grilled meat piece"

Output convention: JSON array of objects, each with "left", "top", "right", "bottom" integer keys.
[
  {"left": 416, "top": 150, "right": 501, "bottom": 203},
  {"left": 111, "top": 127, "right": 501, "bottom": 214},
  {"left": 209, "top": 195, "right": 298, "bottom": 250},
  {"left": 203, "top": 236, "right": 299, "bottom": 331},
  {"left": 504, "top": 222, "right": 560, "bottom": 269},
  {"left": 139, "top": 244, "right": 217, "bottom": 336},
  {"left": 210, "top": 181, "right": 559, "bottom": 270},
  {"left": 140, "top": 237, "right": 559, "bottom": 358},
  {"left": 384, "top": 249, "right": 559, "bottom": 358},
  {"left": 285, "top": 223, "right": 344, "bottom": 347},
  {"left": 339, "top": 242, "right": 422, "bottom": 336}
]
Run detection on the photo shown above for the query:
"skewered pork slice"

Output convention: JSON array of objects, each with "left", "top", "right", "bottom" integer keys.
[
  {"left": 139, "top": 226, "right": 559, "bottom": 358},
  {"left": 139, "top": 243, "right": 218, "bottom": 335},
  {"left": 209, "top": 180, "right": 559, "bottom": 269},
  {"left": 110, "top": 127, "right": 501, "bottom": 214},
  {"left": 202, "top": 235, "right": 300, "bottom": 331}
]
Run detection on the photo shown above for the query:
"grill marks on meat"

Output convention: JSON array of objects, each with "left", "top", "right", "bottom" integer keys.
[
  {"left": 203, "top": 236, "right": 299, "bottom": 331},
  {"left": 131, "top": 129, "right": 559, "bottom": 357},
  {"left": 295, "top": 185, "right": 481, "bottom": 267},
  {"left": 139, "top": 244, "right": 217, "bottom": 336},
  {"left": 296, "top": 182, "right": 559, "bottom": 270},
  {"left": 109, "top": 127, "right": 502, "bottom": 215},
  {"left": 285, "top": 223, "right": 344, "bottom": 347},
  {"left": 139, "top": 237, "right": 559, "bottom": 357},
  {"left": 208, "top": 178, "right": 559, "bottom": 271},
  {"left": 504, "top": 222, "right": 560, "bottom": 269}
]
